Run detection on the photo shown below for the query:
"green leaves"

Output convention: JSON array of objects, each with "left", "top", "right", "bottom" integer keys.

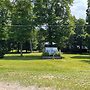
[
  {"left": 10, "top": 0, "right": 33, "bottom": 42},
  {"left": 34, "top": 0, "right": 74, "bottom": 48}
]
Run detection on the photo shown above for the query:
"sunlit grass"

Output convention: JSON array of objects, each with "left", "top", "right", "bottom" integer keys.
[{"left": 0, "top": 53, "right": 90, "bottom": 90}]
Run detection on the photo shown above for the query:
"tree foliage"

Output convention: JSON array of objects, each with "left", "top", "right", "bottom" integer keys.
[
  {"left": 9, "top": 0, "right": 33, "bottom": 56},
  {"left": 34, "top": 0, "right": 74, "bottom": 48},
  {"left": 69, "top": 18, "right": 86, "bottom": 52},
  {"left": 0, "top": 0, "right": 11, "bottom": 57},
  {"left": 86, "top": 0, "right": 90, "bottom": 49},
  {"left": 2, "top": 0, "right": 90, "bottom": 55}
]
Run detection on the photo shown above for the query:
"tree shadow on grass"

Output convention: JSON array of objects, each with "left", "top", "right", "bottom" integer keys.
[
  {"left": 1, "top": 54, "right": 63, "bottom": 61},
  {"left": 79, "top": 53, "right": 90, "bottom": 55},
  {"left": 71, "top": 55, "right": 90, "bottom": 64},
  {"left": 71, "top": 55, "right": 90, "bottom": 59},
  {"left": 1, "top": 55, "right": 42, "bottom": 60},
  {"left": 81, "top": 60, "right": 90, "bottom": 64}
]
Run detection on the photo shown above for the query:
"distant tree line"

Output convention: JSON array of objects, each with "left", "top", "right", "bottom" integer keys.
[{"left": 0, "top": 0, "right": 90, "bottom": 57}]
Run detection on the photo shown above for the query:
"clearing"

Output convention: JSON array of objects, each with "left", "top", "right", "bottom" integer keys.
[{"left": 0, "top": 53, "right": 90, "bottom": 90}]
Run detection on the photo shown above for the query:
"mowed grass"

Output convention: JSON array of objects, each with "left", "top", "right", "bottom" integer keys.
[{"left": 0, "top": 53, "right": 90, "bottom": 90}]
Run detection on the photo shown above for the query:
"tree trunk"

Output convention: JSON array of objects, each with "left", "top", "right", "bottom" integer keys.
[
  {"left": 20, "top": 42, "right": 23, "bottom": 56},
  {"left": 17, "top": 42, "right": 19, "bottom": 53},
  {"left": 80, "top": 38, "right": 83, "bottom": 53},
  {"left": 80, "top": 44, "right": 82, "bottom": 53},
  {"left": 26, "top": 49, "right": 27, "bottom": 53},
  {"left": 30, "top": 39, "right": 32, "bottom": 53}
]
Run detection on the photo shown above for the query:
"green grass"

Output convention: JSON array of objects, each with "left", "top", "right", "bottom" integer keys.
[{"left": 0, "top": 53, "right": 90, "bottom": 90}]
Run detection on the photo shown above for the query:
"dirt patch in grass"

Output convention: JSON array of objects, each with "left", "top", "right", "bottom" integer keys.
[{"left": 0, "top": 82, "right": 55, "bottom": 90}]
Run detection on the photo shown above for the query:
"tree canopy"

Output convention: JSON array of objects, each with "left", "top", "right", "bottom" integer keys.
[
  {"left": 1, "top": 0, "right": 90, "bottom": 57},
  {"left": 86, "top": 0, "right": 90, "bottom": 49}
]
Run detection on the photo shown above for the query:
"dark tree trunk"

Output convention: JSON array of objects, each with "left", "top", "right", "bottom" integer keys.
[
  {"left": 26, "top": 49, "right": 27, "bottom": 53},
  {"left": 80, "top": 43, "right": 82, "bottom": 53},
  {"left": 30, "top": 39, "right": 32, "bottom": 53},
  {"left": 79, "top": 37, "right": 83, "bottom": 53},
  {"left": 20, "top": 42, "right": 23, "bottom": 56},
  {"left": 17, "top": 42, "right": 19, "bottom": 53}
]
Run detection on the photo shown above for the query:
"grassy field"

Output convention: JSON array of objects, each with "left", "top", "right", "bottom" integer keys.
[{"left": 0, "top": 53, "right": 90, "bottom": 90}]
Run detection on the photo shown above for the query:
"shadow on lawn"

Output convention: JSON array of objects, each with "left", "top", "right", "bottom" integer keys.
[
  {"left": 81, "top": 60, "right": 90, "bottom": 64},
  {"left": 71, "top": 55, "right": 90, "bottom": 59},
  {"left": 2, "top": 55, "right": 42, "bottom": 60},
  {"left": 1, "top": 54, "right": 63, "bottom": 60},
  {"left": 71, "top": 55, "right": 90, "bottom": 64}
]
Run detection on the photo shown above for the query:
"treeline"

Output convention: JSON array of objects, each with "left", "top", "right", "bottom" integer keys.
[{"left": 0, "top": 0, "right": 90, "bottom": 57}]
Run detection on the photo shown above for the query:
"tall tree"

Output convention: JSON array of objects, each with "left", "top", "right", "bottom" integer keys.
[
  {"left": 0, "top": 0, "right": 10, "bottom": 40},
  {"left": 10, "top": 0, "right": 33, "bottom": 56},
  {"left": 86, "top": 0, "right": 90, "bottom": 49},
  {"left": 34, "top": 0, "right": 73, "bottom": 49},
  {"left": 37, "top": 28, "right": 47, "bottom": 51},
  {"left": 69, "top": 18, "right": 86, "bottom": 52},
  {"left": 0, "top": 0, "right": 10, "bottom": 57}
]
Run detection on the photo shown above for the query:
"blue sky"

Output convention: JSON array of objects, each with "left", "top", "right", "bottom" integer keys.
[{"left": 70, "top": 0, "right": 88, "bottom": 19}]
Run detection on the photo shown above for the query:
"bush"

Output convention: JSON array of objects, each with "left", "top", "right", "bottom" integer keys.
[
  {"left": 0, "top": 40, "right": 8, "bottom": 58},
  {"left": 42, "top": 51, "right": 61, "bottom": 56},
  {"left": 42, "top": 52, "right": 49, "bottom": 56}
]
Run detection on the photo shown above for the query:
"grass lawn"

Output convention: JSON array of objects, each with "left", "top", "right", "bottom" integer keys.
[{"left": 0, "top": 53, "right": 90, "bottom": 90}]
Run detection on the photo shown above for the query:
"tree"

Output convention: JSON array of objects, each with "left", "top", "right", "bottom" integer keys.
[
  {"left": 30, "top": 29, "right": 38, "bottom": 51},
  {"left": 75, "top": 19, "right": 86, "bottom": 50},
  {"left": 10, "top": 0, "right": 33, "bottom": 56},
  {"left": 0, "top": 0, "right": 10, "bottom": 57},
  {"left": 86, "top": 0, "right": 90, "bottom": 50},
  {"left": 37, "top": 28, "right": 47, "bottom": 51},
  {"left": 68, "top": 18, "right": 86, "bottom": 53},
  {"left": 34, "top": 0, "right": 74, "bottom": 49}
]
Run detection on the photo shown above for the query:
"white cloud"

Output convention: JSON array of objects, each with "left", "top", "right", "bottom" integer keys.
[{"left": 70, "top": 0, "right": 88, "bottom": 19}]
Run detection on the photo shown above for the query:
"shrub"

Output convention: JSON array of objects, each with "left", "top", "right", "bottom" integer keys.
[
  {"left": 0, "top": 40, "right": 8, "bottom": 58},
  {"left": 42, "top": 51, "right": 61, "bottom": 56}
]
